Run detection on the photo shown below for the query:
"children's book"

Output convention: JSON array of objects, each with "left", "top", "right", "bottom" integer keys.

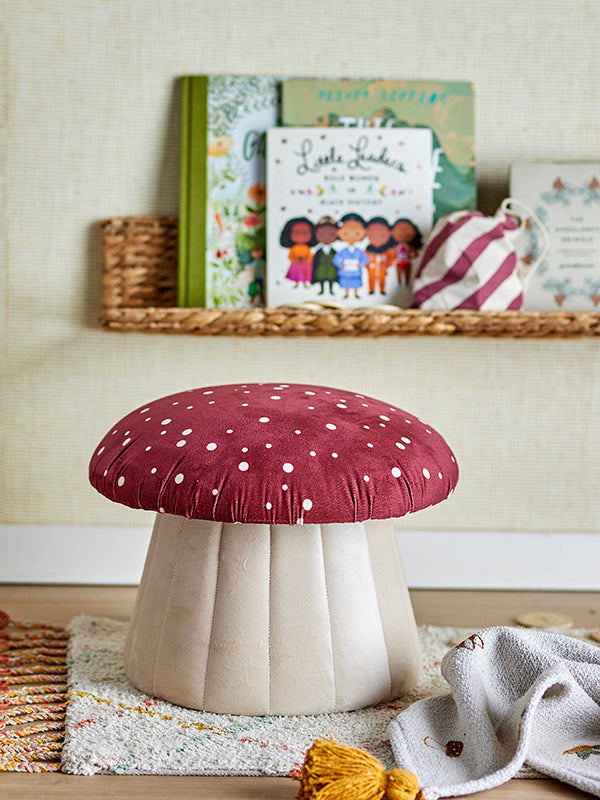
[
  {"left": 510, "top": 163, "right": 600, "bottom": 310},
  {"left": 266, "top": 126, "right": 434, "bottom": 309},
  {"left": 281, "top": 78, "right": 475, "bottom": 222},
  {"left": 178, "top": 75, "right": 279, "bottom": 308}
]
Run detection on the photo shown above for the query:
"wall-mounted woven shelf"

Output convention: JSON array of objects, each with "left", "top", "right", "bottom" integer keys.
[{"left": 100, "top": 216, "right": 600, "bottom": 338}]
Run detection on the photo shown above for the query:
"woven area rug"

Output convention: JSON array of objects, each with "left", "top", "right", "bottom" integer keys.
[
  {"left": 0, "top": 611, "right": 69, "bottom": 772},
  {"left": 59, "top": 617, "right": 551, "bottom": 778},
  {"left": 2, "top": 611, "right": 596, "bottom": 778}
]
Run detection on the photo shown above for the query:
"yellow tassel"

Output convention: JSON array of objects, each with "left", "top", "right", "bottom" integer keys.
[{"left": 295, "top": 736, "right": 422, "bottom": 800}]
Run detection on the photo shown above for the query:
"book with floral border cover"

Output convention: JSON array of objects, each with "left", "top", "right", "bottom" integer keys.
[
  {"left": 178, "top": 75, "right": 278, "bottom": 308},
  {"left": 266, "top": 126, "right": 434, "bottom": 309},
  {"left": 510, "top": 163, "right": 600, "bottom": 310},
  {"left": 281, "top": 78, "right": 475, "bottom": 223}
]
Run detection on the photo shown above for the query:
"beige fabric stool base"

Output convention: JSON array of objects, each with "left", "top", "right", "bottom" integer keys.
[{"left": 124, "top": 514, "right": 422, "bottom": 716}]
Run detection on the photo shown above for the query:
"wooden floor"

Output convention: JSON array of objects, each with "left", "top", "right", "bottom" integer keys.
[{"left": 1, "top": 585, "right": 598, "bottom": 799}]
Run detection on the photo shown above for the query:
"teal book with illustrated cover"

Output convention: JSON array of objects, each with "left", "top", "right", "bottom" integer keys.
[
  {"left": 178, "top": 75, "right": 279, "bottom": 307},
  {"left": 281, "top": 78, "right": 475, "bottom": 222},
  {"left": 266, "top": 126, "right": 434, "bottom": 309}
]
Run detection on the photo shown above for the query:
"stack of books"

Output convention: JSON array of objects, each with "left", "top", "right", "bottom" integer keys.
[{"left": 178, "top": 76, "right": 476, "bottom": 310}]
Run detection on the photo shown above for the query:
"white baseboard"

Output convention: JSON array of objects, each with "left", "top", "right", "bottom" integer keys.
[
  {"left": 395, "top": 530, "right": 599, "bottom": 590},
  {"left": 0, "top": 525, "right": 598, "bottom": 590},
  {"left": 0, "top": 525, "right": 152, "bottom": 585}
]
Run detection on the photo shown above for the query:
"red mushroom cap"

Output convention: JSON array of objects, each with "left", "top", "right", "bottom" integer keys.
[{"left": 89, "top": 383, "right": 458, "bottom": 525}]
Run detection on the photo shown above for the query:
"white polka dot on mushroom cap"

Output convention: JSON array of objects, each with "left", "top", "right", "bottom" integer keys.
[{"left": 282, "top": 463, "right": 294, "bottom": 473}]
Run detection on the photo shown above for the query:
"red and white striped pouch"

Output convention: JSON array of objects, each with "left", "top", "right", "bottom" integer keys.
[{"left": 412, "top": 200, "right": 548, "bottom": 311}]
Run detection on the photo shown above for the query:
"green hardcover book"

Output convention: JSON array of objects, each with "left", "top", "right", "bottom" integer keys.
[
  {"left": 178, "top": 75, "right": 279, "bottom": 307},
  {"left": 281, "top": 78, "right": 475, "bottom": 222}
]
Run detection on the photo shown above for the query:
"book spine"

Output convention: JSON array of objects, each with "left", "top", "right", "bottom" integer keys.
[
  {"left": 177, "top": 77, "right": 190, "bottom": 306},
  {"left": 178, "top": 76, "right": 208, "bottom": 307}
]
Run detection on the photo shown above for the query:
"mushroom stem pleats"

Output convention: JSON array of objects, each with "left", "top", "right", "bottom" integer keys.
[{"left": 124, "top": 515, "right": 421, "bottom": 715}]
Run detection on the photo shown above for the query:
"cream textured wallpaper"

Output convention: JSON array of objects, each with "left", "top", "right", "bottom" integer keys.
[{"left": 3, "top": 0, "right": 600, "bottom": 533}]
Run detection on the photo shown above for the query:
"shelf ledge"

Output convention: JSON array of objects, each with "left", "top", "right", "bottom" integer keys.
[
  {"left": 99, "top": 306, "right": 600, "bottom": 338},
  {"left": 100, "top": 216, "right": 600, "bottom": 338}
]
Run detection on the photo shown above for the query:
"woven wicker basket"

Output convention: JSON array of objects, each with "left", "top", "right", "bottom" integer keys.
[{"left": 100, "top": 216, "right": 600, "bottom": 338}]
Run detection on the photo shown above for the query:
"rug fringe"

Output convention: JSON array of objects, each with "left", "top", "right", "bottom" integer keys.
[{"left": 0, "top": 610, "right": 68, "bottom": 772}]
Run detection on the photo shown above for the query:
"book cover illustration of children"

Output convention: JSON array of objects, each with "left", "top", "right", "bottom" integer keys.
[
  {"left": 391, "top": 218, "right": 423, "bottom": 286},
  {"left": 279, "top": 218, "right": 317, "bottom": 288},
  {"left": 274, "top": 211, "right": 424, "bottom": 304},
  {"left": 365, "top": 216, "right": 395, "bottom": 295},
  {"left": 311, "top": 217, "right": 339, "bottom": 295},
  {"left": 266, "top": 127, "right": 433, "bottom": 308},
  {"left": 333, "top": 213, "right": 370, "bottom": 299}
]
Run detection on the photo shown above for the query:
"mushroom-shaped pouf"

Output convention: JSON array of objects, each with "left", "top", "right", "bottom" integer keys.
[{"left": 89, "top": 383, "right": 458, "bottom": 715}]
